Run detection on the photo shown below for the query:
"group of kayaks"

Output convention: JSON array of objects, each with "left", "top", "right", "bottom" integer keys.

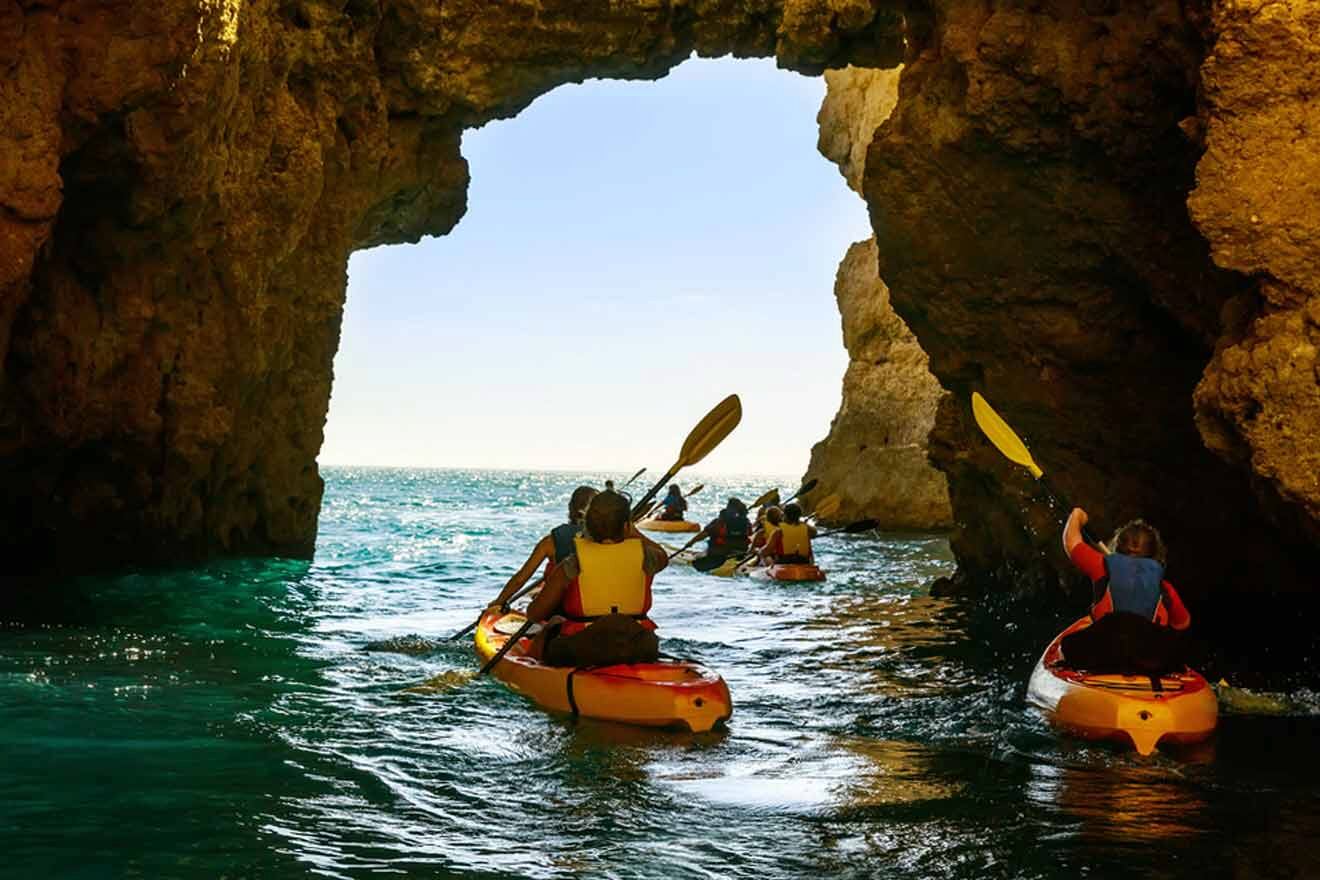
[
  {"left": 637, "top": 518, "right": 828, "bottom": 582},
  {"left": 476, "top": 526, "right": 1217, "bottom": 754}
]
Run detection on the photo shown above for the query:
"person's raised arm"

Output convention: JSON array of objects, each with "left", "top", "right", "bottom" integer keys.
[
  {"left": 1063, "top": 508, "right": 1088, "bottom": 557},
  {"left": 491, "top": 534, "right": 554, "bottom": 608}
]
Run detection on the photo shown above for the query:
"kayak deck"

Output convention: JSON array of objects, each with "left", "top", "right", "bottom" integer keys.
[
  {"left": 474, "top": 610, "right": 732, "bottom": 732},
  {"left": 1026, "top": 617, "right": 1217, "bottom": 755},
  {"left": 638, "top": 519, "right": 701, "bottom": 533}
]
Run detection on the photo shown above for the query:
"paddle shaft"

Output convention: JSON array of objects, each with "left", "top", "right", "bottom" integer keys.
[
  {"left": 1036, "top": 474, "right": 1105, "bottom": 548},
  {"left": 479, "top": 615, "right": 539, "bottom": 675},
  {"left": 622, "top": 467, "right": 646, "bottom": 489}
]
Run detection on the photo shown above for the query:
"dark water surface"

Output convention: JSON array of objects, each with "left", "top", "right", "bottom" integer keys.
[{"left": 3, "top": 468, "right": 1318, "bottom": 879}]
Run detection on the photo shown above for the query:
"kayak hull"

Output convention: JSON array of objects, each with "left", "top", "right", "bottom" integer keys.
[
  {"left": 1026, "top": 617, "right": 1218, "bottom": 755},
  {"left": 638, "top": 519, "right": 700, "bottom": 533},
  {"left": 475, "top": 610, "right": 732, "bottom": 732},
  {"left": 768, "top": 563, "right": 825, "bottom": 582}
]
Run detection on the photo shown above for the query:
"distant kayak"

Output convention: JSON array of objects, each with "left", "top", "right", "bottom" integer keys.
[
  {"left": 474, "top": 609, "right": 733, "bottom": 732},
  {"left": 638, "top": 519, "right": 701, "bottom": 533},
  {"left": 767, "top": 563, "right": 825, "bottom": 582},
  {"left": 1026, "top": 617, "right": 1218, "bottom": 755}
]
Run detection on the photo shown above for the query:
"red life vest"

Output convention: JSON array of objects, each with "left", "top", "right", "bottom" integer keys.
[{"left": 560, "top": 536, "right": 654, "bottom": 636}]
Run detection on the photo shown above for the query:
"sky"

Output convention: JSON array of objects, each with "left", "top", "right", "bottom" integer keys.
[{"left": 319, "top": 56, "right": 873, "bottom": 477}]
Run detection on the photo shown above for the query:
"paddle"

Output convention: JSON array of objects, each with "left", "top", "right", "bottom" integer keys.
[
  {"left": 481, "top": 394, "right": 743, "bottom": 676},
  {"left": 629, "top": 394, "right": 742, "bottom": 519},
  {"left": 971, "top": 392, "right": 1104, "bottom": 547},
  {"left": 621, "top": 467, "right": 646, "bottom": 489},
  {"left": 816, "top": 518, "right": 878, "bottom": 539},
  {"left": 779, "top": 477, "right": 818, "bottom": 509}
]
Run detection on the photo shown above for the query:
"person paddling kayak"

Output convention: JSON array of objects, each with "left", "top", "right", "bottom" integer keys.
[
  {"left": 761, "top": 502, "right": 816, "bottom": 565},
  {"left": 691, "top": 497, "right": 751, "bottom": 572},
  {"left": 489, "top": 485, "right": 597, "bottom": 610},
  {"left": 655, "top": 485, "right": 688, "bottom": 521},
  {"left": 526, "top": 490, "right": 667, "bottom": 667},
  {"left": 1058, "top": 507, "right": 1191, "bottom": 674},
  {"left": 751, "top": 505, "right": 783, "bottom": 553}
]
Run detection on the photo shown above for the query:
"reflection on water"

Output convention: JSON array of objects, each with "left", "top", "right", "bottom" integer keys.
[{"left": 2, "top": 469, "right": 1319, "bottom": 879}]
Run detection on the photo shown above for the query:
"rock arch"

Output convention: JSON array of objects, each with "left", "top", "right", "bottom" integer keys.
[{"left": 2, "top": 1, "right": 1317, "bottom": 620}]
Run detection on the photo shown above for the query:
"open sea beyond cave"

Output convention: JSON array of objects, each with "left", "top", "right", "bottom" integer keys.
[{"left": 2, "top": 467, "right": 1318, "bottom": 879}]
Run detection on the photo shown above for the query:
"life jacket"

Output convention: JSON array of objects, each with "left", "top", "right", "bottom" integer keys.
[
  {"left": 1093, "top": 553, "right": 1170, "bottom": 625},
  {"left": 708, "top": 511, "right": 750, "bottom": 554},
  {"left": 777, "top": 523, "right": 811, "bottom": 561},
  {"left": 560, "top": 536, "right": 655, "bottom": 636}
]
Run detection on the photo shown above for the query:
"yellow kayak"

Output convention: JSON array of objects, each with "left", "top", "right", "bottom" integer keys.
[
  {"left": 1026, "top": 617, "right": 1218, "bottom": 755},
  {"left": 638, "top": 519, "right": 700, "bottom": 533},
  {"left": 474, "top": 609, "right": 732, "bottom": 732}
]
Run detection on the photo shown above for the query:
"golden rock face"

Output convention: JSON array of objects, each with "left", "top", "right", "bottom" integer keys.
[{"left": 0, "top": 1, "right": 1315, "bottom": 606}]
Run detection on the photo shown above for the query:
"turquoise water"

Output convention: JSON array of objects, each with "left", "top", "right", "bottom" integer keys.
[{"left": 3, "top": 468, "right": 1319, "bottom": 879}]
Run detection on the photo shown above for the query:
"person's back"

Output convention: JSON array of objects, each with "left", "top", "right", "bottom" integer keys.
[
  {"left": 704, "top": 498, "right": 750, "bottom": 559},
  {"left": 766, "top": 503, "right": 814, "bottom": 564},
  {"left": 657, "top": 485, "right": 688, "bottom": 521},
  {"left": 528, "top": 490, "right": 667, "bottom": 667},
  {"left": 752, "top": 505, "right": 782, "bottom": 551},
  {"left": 1060, "top": 508, "right": 1190, "bottom": 674}
]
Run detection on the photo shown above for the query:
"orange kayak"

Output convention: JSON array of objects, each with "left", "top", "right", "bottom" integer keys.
[
  {"left": 474, "top": 609, "right": 732, "bottom": 732},
  {"left": 1026, "top": 617, "right": 1218, "bottom": 755},
  {"left": 767, "top": 563, "right": 825, "bottom": 582},
  {"left": 638, "top": 519, "right": 700, "bottom": 533}
]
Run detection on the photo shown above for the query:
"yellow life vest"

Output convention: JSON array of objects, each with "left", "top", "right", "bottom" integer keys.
[
  {"left": 571, "top": 536, "right": 648, "bottom": 616},
  {"left": 778, "top": 523, "right": 811, "bottom": 558}
]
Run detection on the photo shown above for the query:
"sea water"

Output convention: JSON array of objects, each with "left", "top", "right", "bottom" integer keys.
[{"left": 2, "top": 468, "right": 1318, "bottom": 879}]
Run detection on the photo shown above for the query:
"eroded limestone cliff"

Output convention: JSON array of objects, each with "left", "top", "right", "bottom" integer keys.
[
  {"left": 2, "top": 0, "right": 1317, "bottom": 627},
  {"left": 805, "top": 65, "right": 951, "bottom": 530},
  {"left": 805, "top": 237, "right": 951, "bottom": 529}
]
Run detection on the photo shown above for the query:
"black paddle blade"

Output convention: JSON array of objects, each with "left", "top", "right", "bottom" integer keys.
[{"left": 845, "top": 519, "right": 879, "bottom": 533}]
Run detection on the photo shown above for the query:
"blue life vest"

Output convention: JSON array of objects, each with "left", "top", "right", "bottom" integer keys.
[
  {"left": 550, "top": 522, "right": 582, "bottom": 564},
  {"left": 1102, "top": 554, "right": 1165, "bottom": 620}
]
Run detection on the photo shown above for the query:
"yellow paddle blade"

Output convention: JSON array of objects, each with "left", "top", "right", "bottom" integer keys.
[
  {"left": 971, "top": 392, "right": 1043, "bottom": 479},
  {"left": 751, "top": 488, "right": 779, "bottom": 508},
  {"left": 711, "top": 557, "right": 741, "bottom": 577},
  {"left": 676, "top": 394, "right": 742, "bottom": 468},
  {"left": 810, "top": 494, "right": 842, "bottom": 520}
]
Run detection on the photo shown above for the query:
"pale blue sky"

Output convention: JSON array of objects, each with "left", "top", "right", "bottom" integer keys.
[{"left": 320, "top": 56, "right": 872, "bottom": 476}]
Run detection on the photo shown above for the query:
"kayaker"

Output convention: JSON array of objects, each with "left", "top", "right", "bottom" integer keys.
[
  {"left": 526, "top": 490, "right": 667, "bottom": 667},
  {"left": 751, "top": 505, "right": 783, "bottom": 552},
  {"left": 489, "top": 485, "right": 597, "bottom": 609},
  {"left": 655, "top": 485, "right": 688, "bottom": 521},
  {"left": 1059, "top": 507, "right": 1190, "bottom": 673},
  {"left": 692, "top": 497, "right": 751, "bottom": 569},
  {"left": 761, "top": 502, "right": 816, "bottom": 564}
]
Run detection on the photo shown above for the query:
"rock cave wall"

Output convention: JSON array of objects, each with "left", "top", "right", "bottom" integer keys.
[
  {"left": 804, "top": 66, "right": 952, "bottom": 531},
  {"left": 1, "top": 1, "right": 1317, "bottom": 626}
]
